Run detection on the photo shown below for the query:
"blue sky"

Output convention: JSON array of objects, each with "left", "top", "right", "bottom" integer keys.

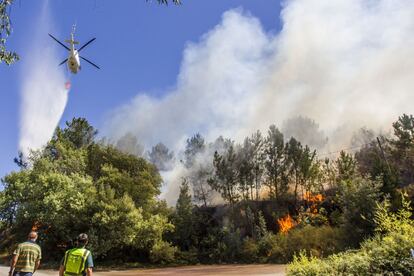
[
  {"left": 2, "top": 0, "right": 413, "bottom": 192},
  {"left": 0, "top": 0, "right": 281, "bottom": 178}
]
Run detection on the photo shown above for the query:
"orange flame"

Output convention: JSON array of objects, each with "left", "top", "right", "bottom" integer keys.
[
  {"left": 303, "top": 192, "right": 324, "bottom": 214},
  {"left": 278, "top": 214, "right": 295, "bottom": 234},
  {"left": 303, "top": 192, "right": 324, "bottom": 203},
  {"left": 31, "top": 221, "right": 41, "bottom": 231}
]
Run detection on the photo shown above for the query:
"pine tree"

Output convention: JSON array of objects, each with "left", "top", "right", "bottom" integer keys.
[
  {"left": 264, "top": 126, "right": 286, "bottom": 199},
  {"left": 173, "top": 178, "right": 195, "bottom": 250}
]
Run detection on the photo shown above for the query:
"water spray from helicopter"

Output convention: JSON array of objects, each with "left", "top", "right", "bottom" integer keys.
[{"left": 19, "top": 1, "right": 69, "bottom": 159}]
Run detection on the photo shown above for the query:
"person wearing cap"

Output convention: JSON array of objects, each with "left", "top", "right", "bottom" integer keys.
[
  {"left": 9, "top": 231, "right": 42, "bottom": 276},
  {"left": 59, "top": 233, "right": 93, "bottom": 276}
]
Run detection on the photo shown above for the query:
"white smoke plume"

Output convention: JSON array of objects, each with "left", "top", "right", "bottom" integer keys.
[
  {"left": 19, "top": 1, "right": 68, "bottom": 158},
  {"left": 105, "top": 0, "right": 414, "bottom": 204}
]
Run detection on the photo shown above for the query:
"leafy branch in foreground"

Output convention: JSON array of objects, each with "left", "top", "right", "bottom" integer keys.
[{"left": 0, "top": 0, "right": 18, "bottom": 65}]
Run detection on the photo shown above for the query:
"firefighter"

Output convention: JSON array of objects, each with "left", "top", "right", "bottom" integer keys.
[
  {"left": 59, "top": 234, "right": 93, "bottom": 276},
  {"left": 9, "top": 231, "right": 41, "bottom": 276}
]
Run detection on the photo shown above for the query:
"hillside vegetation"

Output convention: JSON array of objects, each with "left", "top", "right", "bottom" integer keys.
[{"left": 1, "top": 115, "right": 413, "bottom": 273}]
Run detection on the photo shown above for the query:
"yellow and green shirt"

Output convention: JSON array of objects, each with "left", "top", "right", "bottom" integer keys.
[{"left": 13, "top": 241, "right": 42, "bottom": 273}]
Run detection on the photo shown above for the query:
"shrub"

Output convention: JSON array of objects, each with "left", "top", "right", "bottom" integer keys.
[
  {"left": 265, "top": 226, "right": 343, "bottom": 263},
  {"left": 283, "top": 225, "right": 343, "bottom": 259},
  {"left": 198, "top": 225, "right": 243, "bottom": 263},
  {"left": 241, "top": 237, "right": 259, "bottom": 263},
  {"left": 149, "top": 240, "right": 178, "bottom": 264},
  {"left": 243, "top": 225, "right": 344, "bottom": 264},
  {"left": 287, "top": 195, "right": 414, "bottom": 275},
  {"left": 175, "top": 247, "right": 199, "bottom": 264},
  {"left": 336, "top": 177, "right": 382, "bottom": 246}
]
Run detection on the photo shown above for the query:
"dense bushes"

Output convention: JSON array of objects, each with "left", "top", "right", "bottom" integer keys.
[
  {"left": 169, "top": 190, "right": 346, "bottom": 265},
  {"left": 335, "top": 176, "right": 382, "bottom": 247},
  {"left": 287, "top": 196, "right": 414, "bottom": 275},
  {"left": 241, "top": 225, "right": 344, "bottom": 264},
  {"left": 149, "top": 240, "right": 178, "bottom": 264},
  {"left": 179, "top": 224, "right": 344, "bottom": 264},
  {"left": 0, "top": 118, "right": 173, "bottom": 262}
]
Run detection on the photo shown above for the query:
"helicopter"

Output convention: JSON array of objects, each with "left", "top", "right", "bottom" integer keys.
[{"left": 49, "top": 25, "right": 100, "bottom": 74}]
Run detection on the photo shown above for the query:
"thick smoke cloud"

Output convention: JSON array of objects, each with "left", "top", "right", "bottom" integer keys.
[
  {"left": 254, "top": 0, "right": 414, "bottom": 146},
  {"left": 105, "top": 10, "right": 270, "bottom": 149},
  {"left": 19, "top": 2, "right": 68, "bottom": 158},
  {"left": 105, "top": 0, "right": 414, "bottom": 204}
]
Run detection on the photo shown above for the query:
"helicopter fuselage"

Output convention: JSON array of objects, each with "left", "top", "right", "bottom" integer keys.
[
  {"left": 66, "top": 32, "right": 81, "bottom": 74},
  {"left": 68, "top": 49, "right": 80, "bottom": 74}
]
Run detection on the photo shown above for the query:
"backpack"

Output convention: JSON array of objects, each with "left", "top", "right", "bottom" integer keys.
[{"left": 64, "top": 248, "right": 90, "bottom": 276}]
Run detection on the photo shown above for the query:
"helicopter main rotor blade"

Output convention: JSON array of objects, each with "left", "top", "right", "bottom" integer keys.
[
  {"left": 78, "top": 38, "right": 96, "bottom": 52},
  {"left": 80, "top": 56, "right": 100, "bottom": 69},
  {"left": 59, "top": 58, "right": 68, "bottom": 66},
  {"left": 48, "top": 34, "right": 70, "bottom": 51}
]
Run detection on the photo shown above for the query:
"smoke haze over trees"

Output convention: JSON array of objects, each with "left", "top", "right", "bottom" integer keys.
[
  {"left": 2, "top": 0, "right": 414, "bottom": 272},
  {"left": 103, "top": 0, "right": 414, "bottom": 203},
  {"left": 1, "top": 114, "right": 413, "bottom": 270},
  {"left": 105, "top": 0, "right": 414, "bottom": 166}
]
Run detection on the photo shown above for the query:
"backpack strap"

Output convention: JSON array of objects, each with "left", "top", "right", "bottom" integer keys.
[{"left": 80, "top": 249, "right": 90, "bottom": 271}]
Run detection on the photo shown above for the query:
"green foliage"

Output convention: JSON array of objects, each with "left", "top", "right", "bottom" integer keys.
[
  {"left": 0, "top": 118, "right": 171, "bottom": 262},
  {"left": 286, "top": 137, "right": 303, "bottom": 202},
  {"left": 59, "top": 118, "right": 97, "bottom": 149},
  {"left": 171, "top": 179, "right": 196, "bottom": 251},
  {"left": 287, "top": 195, "right": 414, "bottom": 275},
  {"left": 88, "top": 188, "right": 144, "bottom": 257},
  {"left": 390, "top": 114, "right": 414, "bottom": 187},
  {"left": 87, "top": 143, "right": 162, "bottom": 210},
  {"left": 264, "top": 126, "right": 287, "bottom": 199},
  {"left": 149, "top": 240, "right": 178, "bottom": 264},
  {"left": 241, "top": 237, "right": 259, "bottom": 263},
  {"left": 209, "top": 144, "right": 240, "bottom": 204},
  {"left": 202, "top": 224, "right": 343, "bottom": 265},
  {"left": 255, "top": 226, "right": 343, "bottom": 264},
  {"left": 237, "top": 137, "right": 257, "bottom": 200},
  {"left": 392, "top": 114, "right": 414, "bottom": 150},
  {"left": 250, "top": 131, "right": 265, "bottom": 200},
  {"left": 3, "top": 114, "right": 414, "bottom": 267},
  {"left": 255, "top": 211, "right": 268, "bottom": 238},
  {"left": 191, "top": 165, "right": 213, "bottom": 207},
  {"left": 335, "top": 151, "right": 356, "bottom": 182},
  {"left": 286, "top": 139, "right": 319, "bottom": 203},
  {"left": 298, "top": 145, "right": 319, "bottom": 196},
  {"left": 336, "top": 176, "right": 382, "bottom": 246},
  {"left": 198, "top": 224, "right": 243, "bottom": 263},
  {"left": 184, "top": 133, "right": 205, "bottom": 168},
  {"left": 0, "top": 0, "right": 19, "bottom": 65}
]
